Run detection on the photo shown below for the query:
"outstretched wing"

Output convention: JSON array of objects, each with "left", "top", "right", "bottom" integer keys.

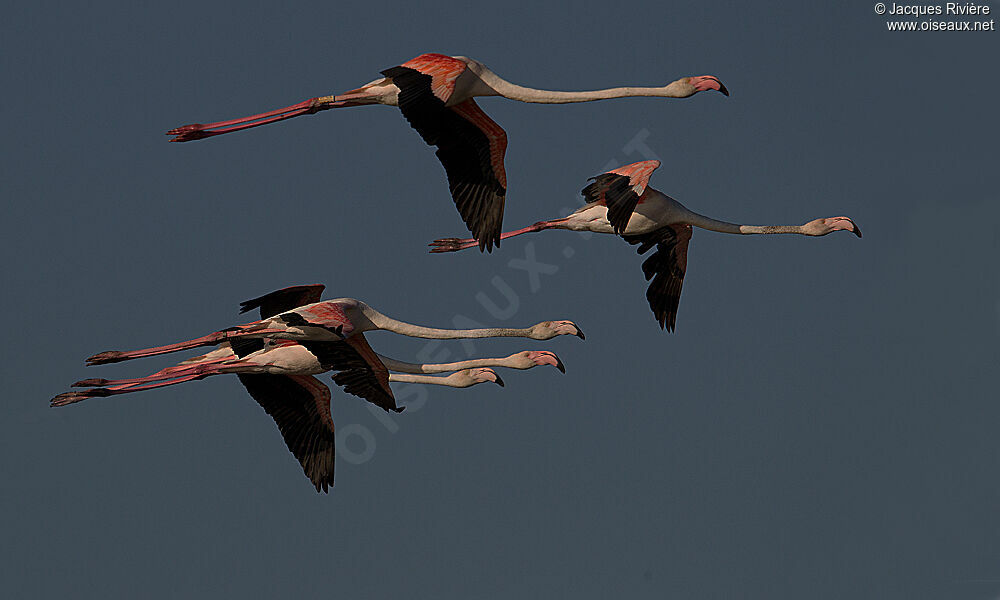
[
  {"left": 383, "top": 60, "right": 508, "bottom": 252},
  {"left": 300, "top": 334, "right": 400, "bottom": 413},
  {"left": 238, "top": 373, "right": 336, "bottom": 493},
  {"left": 233, "top": 284, "right": 328, "bottom": 356},
  {"left": 440, "top": 99, "right": 508, "bottom": 252},
  {"left": 582, "top": 160, "right": 661, "bottom": 235},
  {"left": 622, "top": 224, "right": 692, "bottom": 332},
  {"left": 239, "top": 284, "right": 326, "bottom": 319}
]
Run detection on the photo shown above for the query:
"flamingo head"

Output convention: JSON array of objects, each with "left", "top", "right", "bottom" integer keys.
[
  {"left": 450, "top": 368, "right": 505, "bottom": 388},
  {"left": 509, "top": 351, "right": 566, "bottom": 373},
  {"left": 529, "top": 320, "right": 586, "bottom": 341},
  {"left": 802, "top": 216, "right": 863, "bottom": 238},
  {"left": 673, "top": 76, "right": 729, "bottom": 97}
]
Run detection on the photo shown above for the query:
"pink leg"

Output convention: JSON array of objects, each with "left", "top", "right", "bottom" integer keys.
[
  {"left": 84, "top": 325, "right": 288, "bottom": 366},
  {"left": 73, "top": 356, "right": 234, "bottom": 388},
  {"left": 167, "top": 92, "right": 374, "bottom": 142},
  {"left": 51, "top": 365, "right": 232, "bottom": 407},
  {"left": 429, "top": 218, "right": 569, "bottom": 253}
]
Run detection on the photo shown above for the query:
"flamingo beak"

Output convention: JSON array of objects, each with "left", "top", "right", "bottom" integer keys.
[
  {"left": 535, "top": 352, "right": 566, "bottom": 372},
  {"left": 692, "top": 76, "right": 729, "bottom": 96},
  {"left": 707, "top": 76, "right": 729, "bottom": 96},
  {"left": 836, "top": 217, "right": 862, "bottom": 238}
]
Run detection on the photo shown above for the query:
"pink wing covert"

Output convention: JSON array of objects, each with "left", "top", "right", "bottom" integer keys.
[
  {"left": 608, "top": 160, "right": 661, "bottom": 197},
  {"left": 295, "top": 301, "right": 356, "bottom": 337},
  {"left": 582, "top": 159, "right": 662, "bottom": 235},
  {"left": 399, "top": 53, "right": 468, "bottom": 103}
]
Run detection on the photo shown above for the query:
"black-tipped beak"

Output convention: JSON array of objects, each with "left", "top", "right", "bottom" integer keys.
[
  {"left": 704, "top": 76, "right": 729, "bottom": 97},
  {"left": 574, "top": 325, "right": 586, "bottom": 340},
  {"left": 493, "top": 373, "right": 505, "bottom": 387}
]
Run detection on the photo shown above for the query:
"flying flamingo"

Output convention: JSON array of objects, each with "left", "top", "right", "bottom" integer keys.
[
  {"left": 52, "top": 346, "right": 540, "bottom": 492},
  {"left": 167, "top": 53, "right": 729, "bottom": 251},
  {"left": 53, "top": 285, "right": 566, "bottom": 492},
  {"left": 430, "top": 160, "right": 862, "bottom": 331},
  {"left": 84, "top": 284, "right": 584, "bottom": 366}
]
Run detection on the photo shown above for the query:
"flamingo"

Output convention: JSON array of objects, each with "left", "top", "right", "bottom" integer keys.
[
  {"left": 167, "top": 53, "right": 728, "bottom": 251},
  {"left": 430, "top": 160, "right": 862, "bottom": 331},
  {"left": 85, "top": 284, "right": 584, "bottom": 366},
  {"left": 53, "top": 285, "right": 566, "bottom": 492}
]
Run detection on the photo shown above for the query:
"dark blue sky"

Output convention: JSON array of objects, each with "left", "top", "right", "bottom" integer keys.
[{"left": 3, "top": 2, "right": 998, "bottom": 598}]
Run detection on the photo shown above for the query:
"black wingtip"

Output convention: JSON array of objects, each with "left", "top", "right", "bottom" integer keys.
[
  {"left": 493, "top": 373, "right": 505, "bottom": 387},
  {"left": 853, "top": 223, "right": 863, "bottom": 238},
  {"left": 658, "top": 319, "right": 677, "bottom": 333},
  {"left": 574, "top": 325, "right": 586, "bottom": 340},
  {"left": 555, "top": 357, "right": 566, "bottom": 374},
  {"left": 718, "top": 82, "right": 730, "bottom": 97},
  {"left": 478, "top": 236, "right": 500, "bottom": 254}
]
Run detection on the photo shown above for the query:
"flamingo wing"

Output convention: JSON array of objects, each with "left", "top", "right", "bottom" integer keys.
[
  {"left": 239, "top": 284, "right": 326, "bottom": 318},
  {"left": 441, "top": 99, "right": 508, "bottom": 252},
  {"left": 623, "top": 223, "right": 691, "bottom": 332},
  {"left": 300, "top": 334, "right": 399, "bottom": 413},
  {"left": 237, "top": 373, "right": 336, "bottom": 492},
  {"left": 582, "top": 160, "right": 661, "bottom": 235},
  {"left": 382, "top": 61, "right": 508, "bottom": 252},
  {"left": 232, "top": 284, "right": 328, "bottom": 356}
]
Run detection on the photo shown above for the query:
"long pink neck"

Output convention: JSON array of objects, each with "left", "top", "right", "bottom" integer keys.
[
  {"left": 480, "top": 72, "right": 687, "bottom": 104},
  {"left": 376, "top": 354, "right": 512, "bottom": 374},
  {"left": 683, "top": 210, "right": 805, "bottom": 235},
  {"left": 386, "top": 373, "right": 472, "bottom": 387},
  {"left": 354, "top": 302, "right": 533, "bottom": 339}
]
